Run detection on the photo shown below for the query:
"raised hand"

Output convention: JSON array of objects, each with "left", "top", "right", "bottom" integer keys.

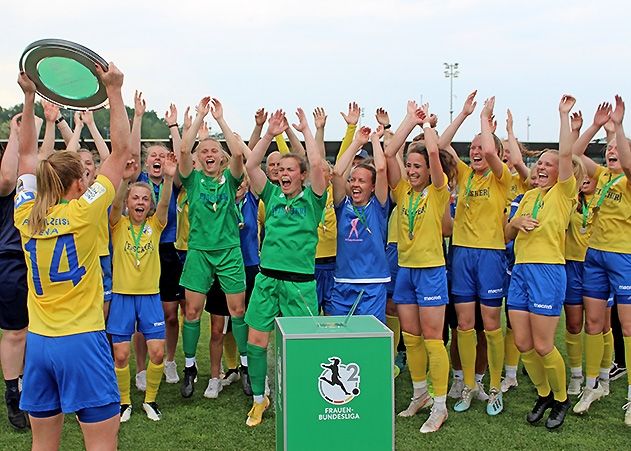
[
  {"left": 558, "top": 94, "right": 576, "bottom": 115},
  {"left": 611, "top": 95, "right": 625, "bottom": 125},
  {"left": 165, "top": 103, "right": 178, "bottom": 126},
  {"left": 95, "top": 62, "right": 123, "bottom": 89},
  {"left": 603, "top": 119, "right": 615, "bottom": 135},
  {"left": 255, "top": 108, "right": 268, "bottom": 127},
  {"left": 81, "top": 110, "right": 95, "bottom": 126},
  {"left": 10, "top": 113, "right": 22, "bottom": 135},
  {"left": 267, "top": 110, "right": 288, "bottom": 136},
  {"left": 372, "top": 124, "right": 385, "bottom": 140},
  {"left": 183, "top": 107, "right": 192, "bottom": 131},
  {"left": 42, "top": 100, "right": 59, "bottom": 122},
  {"left": 134, "top": 90, "right": 146, "bottom": 117},
  {"left": 488, "top": 114, "right": 498, "bottom": 133},
  {"left": 481, "top": 97, "right": 495, "bottom": 119},
  {"left": 506, "top": 109, "right": 514, "bottom": 135},
  {"left": 313, "top": 107, "right": 327, "bottom": 129},
  {"left": 17, "top": 72, "right": 36, "bottom": 94},
  {"left": 570, "top": 111, "right": 583, "bottom": 132},
  {"left": 375, "top": 108, "right": 390, "bottom": 126},
  {"left": 593, "top": 102, "right": 612, "bottom": 127},
  {"left": 210, "top": 98, "right": 223, "bottom": 120},
  {"left": 122, "top": 159, "right": 138, "bottom": 181},
  {"left": 420, "top": 103, "right": 430, "bottom": 119},
  {"left": 406, "top": 100, "right": 419, "bottom": 118},
  {"left": 195, "top": 97, "right": 211, "bottom": 119},
  {"left": 462, "top": 90, "right": 478, "bottom": 116},
  {"left": 340, "top": 102, "right": 360, "bottom": 126},
  {"left": 163, "top": 152, "right": 178, "bottom": 178},
  {"left": 354, "top": 126, "right": 371, "bottom": 146},
  {"left": 198, "top": 121, "right": 210, "bottom": 140},
  {"left": 73, "top": 111, "right": 84, "bottom": 129},
  {"left": 292, "top": 108, "right": 309, "bottom": 133}
]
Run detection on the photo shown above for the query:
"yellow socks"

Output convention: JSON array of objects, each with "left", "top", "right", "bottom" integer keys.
[
  {"left": 585, "top": 332, "right": 604, "bottom": 386},
  {"left": 425, "top": 339, "right": 450, "bottom": 397},
  {"left": 485, "top": 328, "right": 504, "bottom": 390},
  {"left": 115, "top": 365, "right": 131, "bottom": 405},
  {"left": 521, "top": 349, "right": 550, "bottom": 397},
  {"left": 504, "top": 328, "right": 520, "bottom": 368},
  {"left": 385, "top": 315, "right": 401, "bottom": 353},
  {"left": 565, "top": 330, "right": 583, "bottom": 371},
  {"left": 402, "top": 332, "right": 427, "bottom": 383},
  {"left": 601, "top": 330, "right": 614, "bottom": 373},
  {"left": 457, "top": 328, "right": 476, "bottom": 387},
  {"left": 223, "top": 332, "right": 239, "bottom": 370},
  {"left": 542, "top": 347, "right": 567, "bottom": 402},
  {"left": 144, "top": 361, "right": 164, "bottom": 404}
]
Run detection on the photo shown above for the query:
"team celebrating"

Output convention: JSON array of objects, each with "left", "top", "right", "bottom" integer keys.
[{"left": 1, "top": 59, "right": 631, "bottom": 449}]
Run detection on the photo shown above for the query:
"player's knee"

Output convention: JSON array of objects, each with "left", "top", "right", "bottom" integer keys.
[
  {"left": 113, "top": 347, "right": 130, "bottom": 367},
  {"left": 2, "top": 327, "right": 27, "bottom": 345}
]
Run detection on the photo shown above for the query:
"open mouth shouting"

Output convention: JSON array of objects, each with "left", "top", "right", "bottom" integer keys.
[{"left": 280, "top": 176, "right": 292, "bottom": 189}]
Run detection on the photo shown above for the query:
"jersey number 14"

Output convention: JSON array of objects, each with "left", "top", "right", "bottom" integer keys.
[{"left": 24, "top": 234, "right": 87, "bottom": 296}]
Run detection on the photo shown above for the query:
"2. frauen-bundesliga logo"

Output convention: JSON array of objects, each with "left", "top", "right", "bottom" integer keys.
[{"left": 318, "top": 357, "right": 360, "bottom": 405}]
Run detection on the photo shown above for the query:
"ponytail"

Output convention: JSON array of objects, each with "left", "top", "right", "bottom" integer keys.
[{"left": 29, "top": 152, "right": 84, "bottom": 235}]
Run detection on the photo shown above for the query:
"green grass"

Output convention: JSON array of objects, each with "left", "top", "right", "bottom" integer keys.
[{"left": 1, "top": 314, "right": 629, "bottom": 450}]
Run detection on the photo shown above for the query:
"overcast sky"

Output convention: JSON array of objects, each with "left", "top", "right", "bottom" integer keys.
[{"left": 2, "top": 0, "right": 629, "bottom": 142}]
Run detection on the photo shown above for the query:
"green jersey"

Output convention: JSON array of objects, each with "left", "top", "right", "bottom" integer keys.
[
  {"left": 180, "top": 168, "right": 241, "bottom": 251},
  {"left": 259, "top": 180, "right": 326, "bottom": 274}
]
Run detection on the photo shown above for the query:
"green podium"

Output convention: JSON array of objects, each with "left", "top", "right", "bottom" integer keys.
[{"left": 275, "top": 315, "right": 394, "bottom": 451}]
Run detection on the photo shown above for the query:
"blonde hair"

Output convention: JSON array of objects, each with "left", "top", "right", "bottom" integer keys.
[
  {"left": 571, "top": 155, "right": 585, "bottom": 186},
  {"left": 29, "top": 152, "right": 84, "bottom": 235},
  {"left": 127, "top": 182, "right": 156, "bottom": 216}
]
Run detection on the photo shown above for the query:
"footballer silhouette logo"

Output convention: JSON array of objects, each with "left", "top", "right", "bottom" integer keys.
[{"left": 318, "top": 357, "right": 360, "bottom": 405}]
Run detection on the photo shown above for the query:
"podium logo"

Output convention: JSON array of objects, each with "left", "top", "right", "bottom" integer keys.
[{"left": 318, "top": 357, "right": 360, "bottom": 405}]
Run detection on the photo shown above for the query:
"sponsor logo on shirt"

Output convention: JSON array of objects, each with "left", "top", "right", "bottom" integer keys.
[{"left": 82, "top": 182, "right": 107, "bottom": 204}]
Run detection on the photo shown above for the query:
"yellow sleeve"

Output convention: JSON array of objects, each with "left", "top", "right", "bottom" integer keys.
[
  {"left": 275, "top": 135, "right": 291, "bottom": 155},
  {"left": 337, "top": 124, "right": 357, "bottom": 160},
  {"left": 75, "top": 175, "right": 115, "bottom": 223}
]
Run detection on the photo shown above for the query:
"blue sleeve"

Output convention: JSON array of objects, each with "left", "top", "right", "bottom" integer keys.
[{"left": 509, "top": 194, "right": 524, "bottom": 221}]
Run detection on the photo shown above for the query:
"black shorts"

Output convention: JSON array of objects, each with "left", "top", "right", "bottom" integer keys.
[
  {"left": 0, "top": 252, "right": 29, "bottom": 330},
  {"left": 159, "top": 243, "right": 184, "bottom": 302},
  {"left": 204, "top": 265, "right": 259, "bottom": 322}
]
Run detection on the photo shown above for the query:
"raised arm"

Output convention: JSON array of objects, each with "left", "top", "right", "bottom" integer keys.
[
  {"left": 165, "top": 103, "right": 181, "bottom": 158},
  {"left": 558, "top": 95, "right": 576, "bottom": 182},
  {"left": 371, "top": 125, "right": 388, "bottom": 205},
  {"left": 604, "top": 119, "right": 615, "bottom": 144},
  {"left": 246, "top": 110, "right": 287, "bottom": 195},
  {"left": 611, "top": 95, "right": 631, "bottom": 181},
  {"left": 313, "top": 107, "right": 327, "bottom": 159},
  {"left": 424, "top": 110, "right": 447, "bottom": 189},
  {"left": 40, "top": 101, "right": 59, "bottom": 160},
  {"left": 109, "top": 159, "right": 138, "bottom": 227},
  {"left": 385, "top": 101, "right": 424, "bottom": 188},
  {"left": 17, "top": 73, "right": 38, "bottom": 177},
  {"left": 285, "top": 124, "right": 306, "bottom": 157},
  {"left": 293, "top": 108, "right": 326, "bottom": 196},
  {"left": 570, "top": 110, "right": 583, "bottom": 143},
  {"left": 506, "top": 109, "right": 529, "bottom": 180},
  {"left": 0, "top": 114, "right": 21, "bottom": 195},
  {"left": 179, "top": 96, "right": 210, "bottom": 178},
  {"left": 56, "top": 113, "right": 74, "bottom": 145},
  {"left": 130, "top": 90, "right": 146, "bottom": 181},
  {"left": 66, "top": 112, "right": 83, "bottom": 152},
  {"left": 571, "top": 102, "right": 611, "bottom": 178},
  {"left": 96, "top": 62, "right": 133, "bottom": 189},
  {"left": 157, "top": 152, "right": 176, "bottom": 225},
  {"left": 480, "top": 97, "right": 504, "bottom": 178},
  {"left": 210, "top": 98, "right": 243, "bottom": 179},
  {"left": 437, "top": 90, "right": 477, "bottom": 151},
  {"left": 332, "top": 126, "right": 370, "bottom": 205},
  {"left": 248, "top": 108, "right": 267, "bottom": 150},
  {"left": 82, "top": 111, "right": 110, "bottom": 163},
  {"left": 337, "top": 102, "right": 360, "bottom": 159}
]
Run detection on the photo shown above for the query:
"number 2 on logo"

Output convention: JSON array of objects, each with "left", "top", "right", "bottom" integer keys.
[{"left": 24, "top": 234, "right": 87, "bottom": 295}]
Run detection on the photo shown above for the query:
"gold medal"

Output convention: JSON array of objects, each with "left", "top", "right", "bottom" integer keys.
[
  {"left": 579, "top": 226, "right": 587, "bottom": 234},
  {"left": 213, "top": 202, "right": 217, "bottom": 212},
  {"left": 408, "top": 231, "right": 414, "bottom": 240},
  {"left": 135, "top": 259, "right": 140, "bottom": 267},
  {"left": 238, "top": 222, "right": 245, "bottom": 229},
  {"left": 285, "top": 205, "right": 290, "bottom": 213}
]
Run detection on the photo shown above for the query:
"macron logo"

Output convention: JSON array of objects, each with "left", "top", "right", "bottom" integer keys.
[
  {"left": 424, "top": 295, "right": 442, "bottom": 301},
  {"left": 487, "top": 288, "right": 503, "bottom": 294},
  {"left": 619, "top": 285, "right": 631, "bottom": 290},
  {"left": 533, "top": 303, "right": 552, "bottom": 310}
]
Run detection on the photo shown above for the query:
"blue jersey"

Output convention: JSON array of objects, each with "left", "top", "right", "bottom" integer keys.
[
  {"left": 334, "top": 196, "right": 390, "bottom": 283},
  {"left": 0, "top": 191, "right": 22, "bottom": 254},
  {"left": 506, "top": 194, "right": 524, "bottom": 272},
  {"left": 137, "top": 172, "right": 180, "bottom": 243},
  {"left": 238, "top": 191, "right": 260, "bottom": 267}
]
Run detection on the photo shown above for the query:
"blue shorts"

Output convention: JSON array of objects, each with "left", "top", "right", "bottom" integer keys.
[
  {"left": 507, "top": 264, "right": 565, "bottom": 316},
  {"left": 583, "top": 248, "right": 631, "bottom": 303},
  {"left": 385, "top": 243, "right": 399, "bottom": 297},
  {"left": 450, "top": 246, "right": 506, "bottom": 303},
  {"left": 20, "top": 331, "right": 120, "bottom": 415},
  {"left": 315, "top": 261, "right": 335, "bottom": 309},
  {"left": 393, "top": 266, "right": 449, "bottom": 307},
  {"left": 565, "top": 260, "right": 584, "bottom": 305},
  {"left": 325, "top": 282, "right": 387, "bottom": 323},
  {"left": 106, "top": 293, "right": 166, "bottom": 343},
  {"left": 100, "top": 255, "right": 112, "bottom": 303}
]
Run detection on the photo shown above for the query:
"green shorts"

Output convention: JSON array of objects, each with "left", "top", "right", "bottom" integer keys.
[
  {"left": 245, "top": 273, "right": 318, "bottom": 332},
  {"left": 180, "top": 247, "right": 245, "bottom": 295}
]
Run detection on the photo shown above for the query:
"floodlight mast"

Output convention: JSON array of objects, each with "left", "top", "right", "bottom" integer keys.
[{"left": 444, "top": 62, "right": 459, "bottom": 123}]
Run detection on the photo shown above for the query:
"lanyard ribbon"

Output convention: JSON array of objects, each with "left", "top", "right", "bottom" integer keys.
[
  {"left": 129, "top": 221, "right": 146, "bottom": 267},
  {"left": 351, "top": 203, "right": 372, "bottom": 234},
  {"left": 407, "top": 189, "right": 425, "bottom": 239},
  {"left": 464, "top": 169, "right": 490, "bottom": 207}
]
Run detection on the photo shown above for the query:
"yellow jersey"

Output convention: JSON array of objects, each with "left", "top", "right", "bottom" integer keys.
[
  {"left": 514, "top": 176, "right": 576, "bottom": 264},
  {"left": 387, "top": 205, "right": 399, "bottom": 244},
  {"left": 316, "top": 185, "right": 337, "bottom": 259},
  {"left": 507, "top": 172, "right": 529, "bottom": 208},
  {"left": 565, "top": 194, "right": 595, "bottom": 262},
  {"left": 111, "top": 214, "right": 165, "bottom": 295},
  {"left": 14, "top": 174, "right": 115, "bottom": 337},
  {"left": 453, "top": 160, "right": 511, "bottom": 250},
  {"left": 174, "top": 189, "right": 189, "bottom": 251},
  {"left": 589, "top": 166, "right": 631, "bottom": 253},
  {"left": 392, "top": 176, "right": 450, "bottom": 268}
]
